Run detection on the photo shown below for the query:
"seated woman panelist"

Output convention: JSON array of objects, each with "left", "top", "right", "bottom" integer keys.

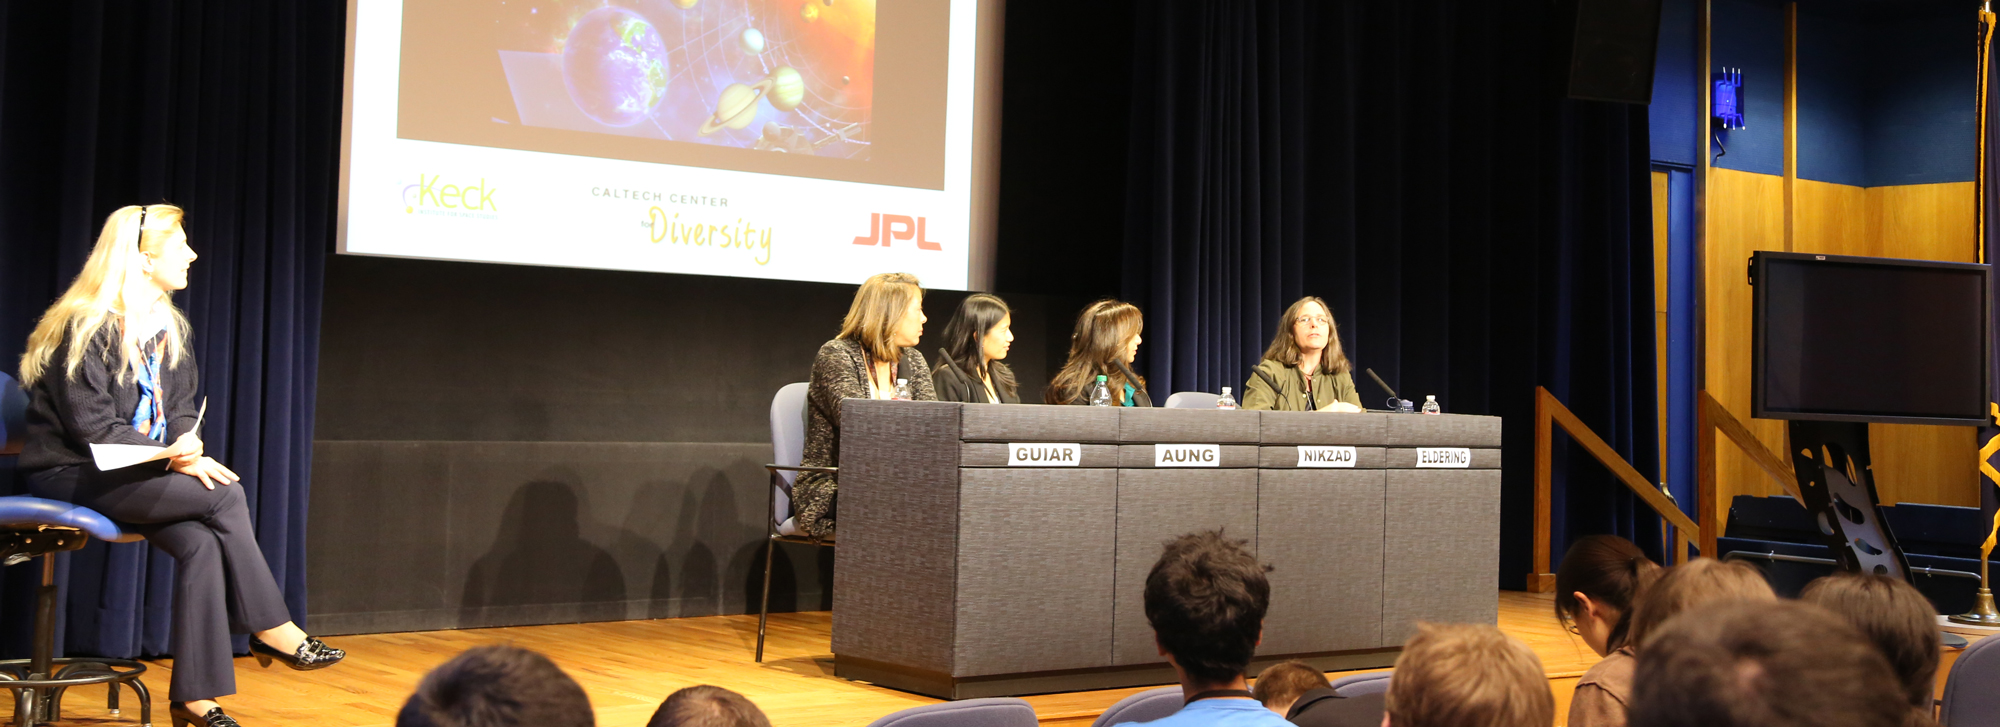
[{"left": 1241, "top": 296, "right": 1364, "bottom": 412}]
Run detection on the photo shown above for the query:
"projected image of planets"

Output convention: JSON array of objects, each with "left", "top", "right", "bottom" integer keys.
[{"left": 494, "top": 0, "right": 875, "bottom": 159}]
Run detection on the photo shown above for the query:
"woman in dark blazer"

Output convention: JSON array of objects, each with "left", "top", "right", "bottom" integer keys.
[
  {"left": 792, "top": 272, "right": 937, "bottom": 538},
  {"left": 17, "top": 205, "right": 343, "bottom": 727},
  {"left": 931, "top": 293, "right": 1020, "bottom": 404},
  {"left": 1045, "top": 299, "right": 1152, "bottom": 406}
]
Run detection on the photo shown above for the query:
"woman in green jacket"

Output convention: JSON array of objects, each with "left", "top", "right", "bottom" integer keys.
[{"left": 1242, "top": 296, "right": 1364, "bottom": 412}]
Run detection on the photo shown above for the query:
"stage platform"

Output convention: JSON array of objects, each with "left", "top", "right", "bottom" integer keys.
[{"left": 20, "top": 591, "right": 1971, "bottom": 727}]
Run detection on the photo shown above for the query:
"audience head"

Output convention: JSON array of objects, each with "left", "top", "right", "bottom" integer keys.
[
  {"left": 646, "top": 685, "right": 771, "bottom": 727},
  {"left": 839, "top": 272, "right": 925, "bottom": 362},
  {"left": 1628, "top": 600, "right": 1909, "bottom": 727},
  {"left": 1384, "top": 623, "right": 1552, "bottom": 727},
  {"left": 1624, "top": 557, "right": 1775, "bottom": 649},
  {"left": 1143, "top": 530, "right": 1270, "bottom": 687},
  {"left": 396, "top": 645, "right": 594, "bottom": 727},
  {"left": 1800, "top": 573, "right": 1941, "bottom": 712},
  {"left": 1262, "top": 296, "right": 1350, "bottom": 375},
  {"left": 1554, "top": 534, "right": 1660, "bottom": 656},
  {"left": 20, "top": 203, "right": 192, "bottom": 387},
  {"left": 937, "top": 293, "right": 1017, "bottom": 394},
  {"left": 1251, "top": 660, "right": 1330, "bottom": 715},
  {"left": 1046, "top": 299, "right": 1145, "bottom": 404}
]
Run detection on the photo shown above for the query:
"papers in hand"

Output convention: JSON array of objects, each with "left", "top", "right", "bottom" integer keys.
[{"left": 90, "top": 397, "right": 206, "bottom": 471}]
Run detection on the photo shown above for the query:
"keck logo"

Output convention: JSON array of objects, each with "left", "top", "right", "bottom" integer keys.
[
  {"left": 851, "top": 213, "right": 942, "bottom": 250},
  {"left": 403, "top": 174, "right": 500, "bottom": 218}
]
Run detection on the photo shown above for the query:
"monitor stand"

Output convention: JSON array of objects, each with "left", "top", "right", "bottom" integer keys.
[{"left": 1785, "top": 420, "right": 1911, "bottom": 580}]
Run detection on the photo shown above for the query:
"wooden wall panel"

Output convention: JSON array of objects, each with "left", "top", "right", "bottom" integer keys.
[
  {"left": 1653, "top": 171, "right": 1671, "bottom": 485},
  {"left": 1706, "top": 173, "right": 1979, "bottom": 517},
  {"left": 1705, "top": 168, "right": 1791, "bottom": 528}
]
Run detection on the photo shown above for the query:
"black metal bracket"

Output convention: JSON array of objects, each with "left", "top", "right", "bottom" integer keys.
[{"left": 1786, "top": 420, "right": 1912, "bottom": 579}]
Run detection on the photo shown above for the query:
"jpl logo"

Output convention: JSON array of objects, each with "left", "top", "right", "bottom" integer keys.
[
  {"left": 851, "top": 213, "right": 942, "bottom": 250},
  {"left": 404, "top": 174, "right": 499, "bottom": 213}
]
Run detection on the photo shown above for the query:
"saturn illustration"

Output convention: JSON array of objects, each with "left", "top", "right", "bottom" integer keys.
[{"left": 697, "top": 67, "right": 806, "bottom": 135}]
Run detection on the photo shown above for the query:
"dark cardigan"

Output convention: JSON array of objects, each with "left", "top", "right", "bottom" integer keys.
[
  {"left": 791, "top": 338, "right": 936, "bottom": 537},
  {"left": 21, "top": 327, "right": 201, "bottom": 470},
  {"left": 930, "top": 350, "right": 1020, "bottom": 404}
]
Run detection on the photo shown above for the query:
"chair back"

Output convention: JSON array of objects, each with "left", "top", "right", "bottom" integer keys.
[
  {"left": 1091, "top": 686, "right": 1182, "bottom": 727},
  {"left": 1328, "top": 671, "right": 1390, "bottom": 697},
  {"left": 864, "top": 697, "right": 1038, "bottom": 727},
  {"left": 2, "top": 372, "right": 27, "bottom": 456},
  {"left": 1942, "top": 633, "right": 2000, "bottom": 727},
  {"left": 768, "top": 382, "right": 811, "bottom": 527},
  {"left": 1163, "top": 391, "right": 1221, "bottom": 409}
]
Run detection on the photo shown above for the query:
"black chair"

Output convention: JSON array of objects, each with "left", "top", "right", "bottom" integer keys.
[{"left": 0, "top": 372, "right": 153, "bottom": 726}]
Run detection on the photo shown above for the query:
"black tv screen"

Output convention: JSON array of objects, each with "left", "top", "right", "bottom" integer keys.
[{"left": 1753, "top": 252, "right": 1990, "bottom": 425}]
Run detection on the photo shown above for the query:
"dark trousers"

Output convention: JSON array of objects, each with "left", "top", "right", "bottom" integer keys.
[{"left": 29, "top": 464, "right": 292, "bottom": 702}]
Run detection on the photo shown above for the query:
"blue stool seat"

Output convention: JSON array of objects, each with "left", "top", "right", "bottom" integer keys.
[{"left": 0, "top": 496, "right": 153, "bottom": 725}]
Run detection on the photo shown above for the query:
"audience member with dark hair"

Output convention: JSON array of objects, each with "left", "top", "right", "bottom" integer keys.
[
  {"left": 396, "top": 645, "right": 594, "bottom": 727},
  {"left": 1383, "top": 624, "right": 1552, "bottom": 727},
  {"left": 1800, "top": 573, "right": 1943, "bottom": 722},
  {"left": 646, "top": 685, "right": 772, "bottom": 727},
  {"left": 1555, "top": 535, "right": 1661, "bottom": 727},
  {"left": 1126, "top": 530, "right": 1286, "bottom": 726},
  {"left": 1279, "top": 671, "right": 1386, "bottom": 727},
  {"left": 1250, "top": 660, "right": 1328, "bottom": 716},
  {"left": 1628, "top": 600, "right": 1911, "bottom": 727}
]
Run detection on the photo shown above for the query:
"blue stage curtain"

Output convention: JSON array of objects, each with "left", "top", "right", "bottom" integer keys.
[
  {"left": 0, "top": 0, "right": 340, "bottom": 658},
  {"left": 1123, "top": 1, "right": 1664, "bottom": 580}
]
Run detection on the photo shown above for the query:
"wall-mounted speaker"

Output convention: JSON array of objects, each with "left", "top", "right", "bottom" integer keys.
[{"left": 1566, "top": 0, "right": 1665, "bottom": 105}]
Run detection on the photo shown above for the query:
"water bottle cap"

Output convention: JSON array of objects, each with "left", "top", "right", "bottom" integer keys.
[
  {"left": 1426, "top": 395, "right": 1436, "bottom": 401},
  {"left": 897, "top": 378, "right": 909, "bottom": 385},
  {"left": 1221, "top": 387, "right": 1231, "bottom": 395},
  {"left": 1097, "top": 375, "right": 1108, "bottom": 382}
]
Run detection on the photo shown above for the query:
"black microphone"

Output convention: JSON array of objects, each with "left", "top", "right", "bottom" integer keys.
[{"left": 1365, "top": 368, "right": 1410, "bottom": 413}]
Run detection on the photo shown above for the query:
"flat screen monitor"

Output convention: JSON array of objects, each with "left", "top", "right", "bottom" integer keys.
[{"left": 1752, "top": 251, "right": 1990, "bottom": 426}]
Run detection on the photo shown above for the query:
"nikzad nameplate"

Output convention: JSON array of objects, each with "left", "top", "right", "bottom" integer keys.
[
  {"left": 1155, "top": 443, "right": 1220, "bottom": 467},
  {"left": 1007, "top": 443, "right": 1082, "bottom": 466},
  {"left": 1416, "top": 447, "right": 1473, "bottom": 468},
  {"left": 1296, "top": 445, "right": 1357, "bottom": 468}
]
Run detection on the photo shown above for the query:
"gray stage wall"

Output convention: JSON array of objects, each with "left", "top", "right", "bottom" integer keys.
[{"left": 306, "top": 255, "right": 1092, "bottom": 635}]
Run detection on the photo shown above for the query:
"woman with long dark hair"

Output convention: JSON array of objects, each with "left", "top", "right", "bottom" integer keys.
[
  {"left": 1554, "top": 535, "right": 1660, "bottom": 727},
  {"left": 1242, "top": 296, "right": 1362, "bottom": 412},
  {"left": 1045, "top": 299, "right": 1150, "bottom": 406},
  {"left": 17, "top": 205, "right": 345, "bottom": 727},
  {"left": 931, "top": 293, "right": 1019, "bottom": 404}
]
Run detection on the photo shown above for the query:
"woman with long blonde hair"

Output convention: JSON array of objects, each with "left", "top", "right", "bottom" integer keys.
[
  {"left": 790, "top": 272, "right": 936, "bottom": 538},
  {"left": 17, "top": 205, "right": 345, "bottom": 727},
  {"left": 1045, "top": 299, "right": 1150, "bottom": 406}
]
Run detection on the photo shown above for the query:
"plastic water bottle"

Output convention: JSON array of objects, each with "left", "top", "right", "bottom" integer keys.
[
  {"left": 893, "top": 378, "right": 913, "bottom": 401},
  {"left": 1090, "top": 375, "right": 1113, "bottom": 406},
  {"left": 1215, "top": 386, "right": 1237, "bottom": 410},
  {"left": 1422, "top": 395, "right": 1441, "bottom": 415}
]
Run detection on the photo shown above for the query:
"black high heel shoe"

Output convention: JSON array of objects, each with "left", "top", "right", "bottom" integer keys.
[
  {"left": 171, "top": 701, "right": 242, "bottom": 727},
  {"left": 250, "top": 635, "right": 346, "bottom": 671}
]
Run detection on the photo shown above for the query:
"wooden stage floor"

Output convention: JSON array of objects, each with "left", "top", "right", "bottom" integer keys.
[{"left": 15, "top": 591, "right": 1961, "bottom": 727}]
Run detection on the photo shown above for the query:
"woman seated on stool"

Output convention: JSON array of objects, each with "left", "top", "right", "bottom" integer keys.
[
  {"left": 792, "top": 272, "right": 936, "bottom": 539},
  {"left": 16, "top": 205, "right": 344, "bottom": 727},
  {"left": 931, "top": 293, "right": 1018, "bottom": 404},
  {"left": 1046, "top": 299, "right": 1150, "bottom": 406},
  {"left": 1241, "top": 296, "right": 1363, "bottom": 412}
]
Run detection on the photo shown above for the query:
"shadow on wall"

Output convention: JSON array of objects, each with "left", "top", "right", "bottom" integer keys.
[{"left": 459, "top": 479, "right": 628, "bottom": 624}]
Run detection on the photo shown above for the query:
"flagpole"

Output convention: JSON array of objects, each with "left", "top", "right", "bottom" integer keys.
[{"left": 1954, "top": 1, "right": 2000, "bottom": 627}]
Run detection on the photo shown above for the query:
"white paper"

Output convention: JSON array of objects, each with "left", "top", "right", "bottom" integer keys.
[
  {"left": 1007, "top": 443, "right": 1081, "bottom": 467},
  {"left": 89, "top": 439, "right": 192, "bottom": 471}
]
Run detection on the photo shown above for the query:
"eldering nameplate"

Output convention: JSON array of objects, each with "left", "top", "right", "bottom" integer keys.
[
  {"left": 1416, "top": 447, "right": 1473, "bottom": 468},
  {"left": 1007, "top": 443, "right": 1081, "bottom": 467},
  {"left": 1296, "top": 446, "right": 1357, "bottom": 468},
  {"left": 1155, "top": 443, "right": 1220, "bottom": 467}
]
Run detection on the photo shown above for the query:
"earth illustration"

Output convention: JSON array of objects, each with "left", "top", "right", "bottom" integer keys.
[{"left": 561, "top": 7, "right": 670, "bottom": 127}]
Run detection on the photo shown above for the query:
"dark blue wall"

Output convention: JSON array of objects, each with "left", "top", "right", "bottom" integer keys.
[
  {"left": 1712, "top": 0, "right": 1787, "bottom": 175},
  {"left": 1652, "top": 0, "right": 1700, "bottom": 167}
]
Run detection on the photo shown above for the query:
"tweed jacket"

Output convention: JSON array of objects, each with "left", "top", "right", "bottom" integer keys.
[{"left": 791, "top": 338, "right": 936, "bottom": 537}]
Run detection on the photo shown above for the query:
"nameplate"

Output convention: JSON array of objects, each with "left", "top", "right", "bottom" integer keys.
[
  {"left": 1296, "top": 446, "right": 1357, "bottom": 468},
  {"left": 1416, "top": 447, "right": 1473, "bottom": 468},
  {"left": 1007, "top": 443, "right": 1081, "bottom": 467},
  {"left": 1155, "top": 443, "right": 1220, "bottom": 467}
]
